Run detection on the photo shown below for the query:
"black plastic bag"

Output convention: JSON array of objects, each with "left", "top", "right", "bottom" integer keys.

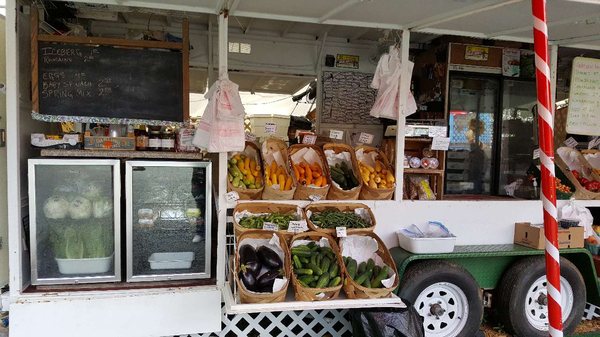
[{"left": 349, "top": 301, "right": 424, "bottom": 337}]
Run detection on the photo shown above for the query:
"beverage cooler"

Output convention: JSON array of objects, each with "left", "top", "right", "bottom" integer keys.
[
  {"left": 125, "top": 161, "right": 212, "bottom": 282},
  {"left": 28, "top": 159, "right": 212, "bottom": 285},
  {"left": 28, "top": 159, "right": 121, "bottom": 285}
]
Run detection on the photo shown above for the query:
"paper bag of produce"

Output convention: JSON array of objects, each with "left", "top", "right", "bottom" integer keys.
[
  {"left": 323, "top": 143, "right": 362, "bottom": 200},
  {"left": 356, "top": 146, "right": 395, "bottom": 200},
  {"left": 261, "top": 138, "right": 295, "bottom": 200},
  {"left": 289, "top": 144, "right": 330, "bottom": 200},
  {"left": 227, "top": 141, "right": 264, "bottom": 200}
]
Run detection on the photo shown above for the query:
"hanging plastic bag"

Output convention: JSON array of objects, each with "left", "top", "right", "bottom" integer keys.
[
  {"left": 193, "top": 79, "right": 245, "bottom": 153},
  {"left": 370, "top": 46, "right": 417, "bottom": 120},
  {"left": 560, "top": 199, "right": 596, "bottom": 239}
]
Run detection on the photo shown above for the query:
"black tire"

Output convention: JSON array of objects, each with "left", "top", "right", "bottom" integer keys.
[
  {"left": 398, "top": 260, "right": 483, "bottom": 337},
  {"left": 496, "top": 256, "right": 586, "bottom": 337}
]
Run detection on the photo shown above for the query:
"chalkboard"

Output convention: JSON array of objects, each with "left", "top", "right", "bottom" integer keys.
[
  {"left": 36, "top": 42, "right": 183, "bottom": 123},
  {"left": 566, "top": 57, "right": 600, "bottom": 136}
]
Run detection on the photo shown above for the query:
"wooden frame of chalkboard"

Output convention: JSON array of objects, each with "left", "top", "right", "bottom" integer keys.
[{"left": 31, "top": 7, "right": 190, "bottom": 125}]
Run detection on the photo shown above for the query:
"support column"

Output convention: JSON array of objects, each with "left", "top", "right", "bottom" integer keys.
[{"left": 395, "top": 30, "right": 410, "bottom": 201}]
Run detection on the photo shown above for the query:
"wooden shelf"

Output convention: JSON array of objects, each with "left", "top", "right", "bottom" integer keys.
[
  {"left": 40, "top": 149, "right": 204, "bottom": 160},
  {"left": 404, "top": 168, "right": 444, "bottom": 175},
  {"left": 405, "top": 137, "right": 433, "bottom": 142}
]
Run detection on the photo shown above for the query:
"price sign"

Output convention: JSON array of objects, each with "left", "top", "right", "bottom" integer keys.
[
  {"left": 428, "top": 126, "right": 448, "bottom": 138},
  {"left": 308, "top": 194, "right": 322, "bottom": 201},
  {"left": 265, "top": 122, "right": 277, "bottom": 134},
  {"left": 245, "top": 132, "right": 257, "bottom": 142},
  {"left": 336, "top": 227, "right": 347, "bottom": 238},
  {"left": 564, "top": 137, "right": 578, "bottom": 148},
  {"left": 302, "top": 135, "right": 317, "bottom": 145},
  {"left": 329, "top": 129, "right": 344, "bottom": 140},
  {"left": 589, "top": 137, "right": 600, "bottom": 149},
  {"left": 224, "top": 191, "right": 239, "bottom": 203},
  {"left": 405, "top": 125, "right": 416, "bottom": 137},
  {"left": 533, "top": 148, "right": 540, "bottom": 160},
  {"left": 263, "top": 222, "right": 279, "bottom": 231},
  {"left": 358, "top": 132, "right": 374, "bottom": 144},
  {"left": 431, "top": 137, "right": 450, "bottom": 151},
  {"left": 287, "top": 220, "right": 308, "bottom": 233}
]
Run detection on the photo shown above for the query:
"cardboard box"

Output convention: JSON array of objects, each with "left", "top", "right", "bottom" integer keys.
[{"left": 514, "top": 222, "right": 584, "bottom": 249}]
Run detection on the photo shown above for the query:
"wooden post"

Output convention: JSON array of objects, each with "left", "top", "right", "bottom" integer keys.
[
  {"left": 31, "top": 5, "right": 39, "bottom": 114},
  {"left": 182, "top": 18, "right": 190, "bottom": 122}
]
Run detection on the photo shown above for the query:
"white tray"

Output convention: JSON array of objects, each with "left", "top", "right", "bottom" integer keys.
[
  {"left": 397, "top": 230, "right": 456, "bottom": 254},
  {"left": 55, "top": 255, "right": 113, "bottom": 275},
  {"left": 148, "top": 252, "right": 194, "bottom": 270}
]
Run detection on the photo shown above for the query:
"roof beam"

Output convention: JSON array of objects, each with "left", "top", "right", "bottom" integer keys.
[
  {"left": 351, "top": 28, "right": 370, "bottom": 41},
  {"left": 215, "top": 0, "right": 226, "bottom": 13},
  {"left": 229, "top": 0, "right": 241, "bottom": 12},
  {"left": 488, "top": 11, "right": 600, "bottom": 38},
  {"left": 281, "top": 22, "right": 295, "bottom": 37},
  {"left": 408, "top": 0, "right": 524, "bottom": 30},
  {"left": 554, "top": 34, "right": 600, "bottom": 46},
  {"left": 243, "top": 18, "right": 254, "bottom": 34},
  {"left": 319, "top": 0, "right": 362, "bottom": 22}
]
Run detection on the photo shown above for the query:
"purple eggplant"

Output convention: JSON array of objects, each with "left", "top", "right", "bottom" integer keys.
[
  {"left": 257, "top": 246, "right": 283, "bottom": 269},
  {"left": 255, "top": 268, "right": 284, "bottom": 292},
  {"left": 239, "top": 244, "right": 261, "bottom": 276},
  {"left": 238, "top": 270, "right": 256, "bottom": 291}
]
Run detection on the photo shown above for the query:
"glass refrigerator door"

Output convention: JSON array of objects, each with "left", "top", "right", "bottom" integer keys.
[
  {"left": 28, "top": 159, "right": 121, "bottom": 285},
  {"left": 126, "top": 161, "right": 212, "bottom": 282},
  {"left": 446, "top": 75, "right": 499, "bottom": 195},
  {"left": 498, "top": 79, "right": 537, "bottom": 198}
]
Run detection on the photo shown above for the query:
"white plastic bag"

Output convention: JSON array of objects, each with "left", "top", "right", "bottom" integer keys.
[
  {"left": 192, "top": 79, "right": 245, "bottom": 153},
  {"left": 560, "top": 199, "right": 595, "bottom": 238}
]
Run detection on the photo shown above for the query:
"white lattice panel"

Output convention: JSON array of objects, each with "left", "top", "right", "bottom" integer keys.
[
  {"left": 175, "top": 305, "right": 352, "bottom": 337},
  {"left": 583, "top": 303, "right": 600, "bottom": 321}
]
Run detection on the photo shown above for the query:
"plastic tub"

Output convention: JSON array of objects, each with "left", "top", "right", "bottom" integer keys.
[
  {"left": 148, "top": 252, "right": 194, "bottom": 270},
  {"left": 396, "top": 230, "right": 456, "bottom": 254},
  {"left": 55, "top": 255, "right": 113, "bottom": 275}
]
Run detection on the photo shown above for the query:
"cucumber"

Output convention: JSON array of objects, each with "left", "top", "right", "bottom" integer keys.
[
  {"left": 328, "top": 276, "right": 341, "bottom": 287},
  {"left": 300, "top": 257, "right": 309, "bottom": 264},
  {"left": 307, "top": 263, "right": 323, "bottom": 276},
  {"left": 315, "top": 254, "right": 322, "bottom": 267},
  {"left": 295, "top": 268, "right": 313, "bottom": 275},
  {"left": 291, "top": 249, "right": 312, "bottom": 257},
  {"left": 329, "top": 264, "right": 339, "bottom": 278},
  {"left": 316, "top": 274, "right": 330, "bottom": 288},
  {"left": 358, "top": 262, "right": 367, "bottom": 274},
  {"left": 347, "top": 259, "right": 357, "bottom": 279},
  {"left": 298, "top": 275, "right": 313, "bottom": 284},
  {"left": 309, "top": 281, "right": 317, "bottom": 288},
  {"left": 310, "top": 254, "right": 317, "bottom": 266},
  {"left": 354, "top": 272, "right": 369, "bottom": 285},
  {"left": 373, "top": 265, "right": 381, "bottom": 277},
  {"left": 293, "top": 255, "right": 303, "bottom": 269},
  {"left": 297, "top": 280, "right": 309, "bottom": 287},
  {"left": 366, "top": 258, "right": 375, "bottom": 272},
  {"left": 362, "top": 278, "right": 371, "bottom": 288},
  {"left": 321, "top": 257, "right": 331, "bottom": 273},
  {"left": 343, "top": 256, "right": 348, "bottom": 265},
  {"left": 371, "top": 266, "right": 389, "bottom": 288}
]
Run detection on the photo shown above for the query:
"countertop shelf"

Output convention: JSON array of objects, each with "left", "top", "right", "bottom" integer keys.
[
  {"left": 404, "top": 168, "right": 444, "bottom": 174},
  {"left": 40, "top": 149, "right": 205, "bottom": 160}
]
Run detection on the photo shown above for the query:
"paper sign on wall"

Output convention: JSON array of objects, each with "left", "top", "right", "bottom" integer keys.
[
  {"left": 566, "top": 57, "right": 600, "bottom": 136},
  {"left": 431, "top": 137, "right": 450, "bottom": 151},
  {"left": 428, "top": 126, "right": 447, "bottom": 138},
  {"left": 302, "top": 135, "right": 317, "bottom": 145},
  {"left": 329, "top": 129, "right": 344, "bottom": 140},
  {"left": 265, "top": 122, "right": 277, "bottom": 134},
  {"left": 358, "top": 132, "right": 374, "bottom": 144}
]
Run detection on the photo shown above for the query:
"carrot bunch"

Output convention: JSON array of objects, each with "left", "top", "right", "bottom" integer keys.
[
  {"left": 265, "top": 161, "right": 293, "bottom": 191},
  {"left": 292, "top": 161, "right": 328, "bottom": 188}
]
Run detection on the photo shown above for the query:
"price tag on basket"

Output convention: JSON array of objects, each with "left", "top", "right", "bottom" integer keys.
[
  {"left": 245, "top": 132, "right": 257, "bottom": 142},
  {"left": 589, "top": 137, "right": 600, "bottom": 149},
  {"left": 336, "top": 227, "right": 347, "bottom": 238},
  {"left": 431, "top": 137, "right": 450, "bottom": 151},
  {"left": 224, "top": 191, "right": 239, "bottom": 203},
  {"left": 329, "top": 129, "right": 344, "bottom": 140},
  {"left": 302, "top": 135, "right": 317, "bottom": 145},
  {"left": 287, "top": 220, "right": 308, "bottom": 233},
  {"left": 308, "top": 194, "right": 322, "bottom": 201},
  {"left": 358, "top": 132, "right": 374, "bottom": 145},
  {"left": 265, "top": 122, "right": 277, "bottom": 134},
  {"left": 263, "top": 222, "right": 278, "bottom": 231},
  {"left": 428, "top": 126, "right": 447, "bottom": 138},
  {"left": 533, "top": 148, "right": 540, "bottom": 160},
  {"left": 564, "top": 137, "right": 578, "bottom": 148}
]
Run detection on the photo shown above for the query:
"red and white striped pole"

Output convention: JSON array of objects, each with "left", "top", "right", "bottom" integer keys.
[{"left": 532, "top": 0, "right": 562, "bottom": 336}]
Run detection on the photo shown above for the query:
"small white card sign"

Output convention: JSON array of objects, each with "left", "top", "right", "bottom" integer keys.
[
  {"left": 589, "top": 137, "right": 600, "bottom": 149},
  {"left": 265, "top": 122, "right": 277, "bottom": 134},
  {"left": 224, "top": 191, "right": 239, "bottom": 203},
  {"left": 431, "top": 137, "right": 450, "bottom": 151},
  {"left": 358, "top": 132, "right": 374, "bottom": 144},
  {"left": 302, "top": 135, "right": 317, "bottom": 145},
  {"left": 335, "top": 227, "right": 347, "bottom": 238},
  {"left": 329, "top": 129, "right": 344, "bottom": 140},
  {"left": 245, "top": 132, "right": 257, "bottom": 142},
  {"left": 428, "top": 126, "right": 448, "bottom": 138},
  {"left": 566, "top": 57, "right": 600, "bottom": 136},
  {"left": 308, "top": 194, "right": 322, "bottom": 201},
  {"left": 564, "top": 137, "right": 578, "bottom": 148},
  {"left": 263, "top": 222, "right": 279, "bottom": 231},
  {"left": 287, "top": 220, "right": 308, "bottom": 233},
  {"left": 533, "top": 148, "right": 540, "bottom": 160}
]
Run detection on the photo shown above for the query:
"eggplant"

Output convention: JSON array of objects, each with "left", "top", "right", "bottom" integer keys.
[
  {"left": 257, "top": 246, "right": 283, "bottom": 269},
  {"left": 239, "top": 244, "right": 262, "bottom": 276},
  {"left": 238, "top": 270, "right": 256, "bottom": 291},
  {"left": 255, "top": 268, "right": 284, "bottom": 292}
]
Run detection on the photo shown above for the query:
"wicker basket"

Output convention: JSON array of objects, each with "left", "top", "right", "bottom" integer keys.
[
  {"left": 322, "top": 143, "right": 363, "bottom": 200},
  {"left": 288, "top": 144, "right": 331, "bottom": 200},
  {"left": 261, "top": 138, "right": 296, "bottom": 200},
  {"left": 556, "top": 152, "right": 600, "bottom": 200},
  {"left": 289, "top": 232, "right": 344, "bottom": 301},
  {"left": 355, "top": 145, "right": 395, "bottom": 200},
  {"left": 339, "top": 232, "right": 399, "bottom": 299},
  {"left": 235, "top": 230, "right": 291, "bottom": 304},
  {"left": 227, "top": 142, "right": 264, "bottom": 200},
  {"left": 233, "top": 202, "right": 304, "bottom": 241},
  {"left": 304, "top": 202, "right": 376, "bottom": 237}
]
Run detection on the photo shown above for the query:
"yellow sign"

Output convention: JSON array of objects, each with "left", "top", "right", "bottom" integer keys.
[
  {"left": 465, "top": 46, "right": 489, "bottom": 61},
  {"left": 336, "top": 54, "right": 360, "bottom": 69}
]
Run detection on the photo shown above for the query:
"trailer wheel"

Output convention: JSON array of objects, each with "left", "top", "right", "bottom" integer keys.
[
  {"left": 399, "top": 260, "right": 483, "bottom": 337},
  {"left": 496, "top": 256, "right": 586, "bottom": 337}
]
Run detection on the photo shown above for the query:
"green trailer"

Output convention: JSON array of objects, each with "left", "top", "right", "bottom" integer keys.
[{"left": 391, "top": 244, "right": 599, "bottom": 337}]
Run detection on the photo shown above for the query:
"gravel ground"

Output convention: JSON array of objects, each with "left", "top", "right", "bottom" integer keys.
[{"left": 480, "top": 319, "right": 600, "bottom": 336}]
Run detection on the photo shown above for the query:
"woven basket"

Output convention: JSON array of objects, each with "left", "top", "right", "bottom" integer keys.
[
  {"left": 227, "top": 141, "right": 264, "bottom": 200},
  {"left": 304, "top": 202, "right": 376, "bottom": 237},
  {"left": 261, "top": 138, "right": 296, "bottom": 200},
  {"left": 235, "top": 230, "right": 291, "bottom": 304},
  {"left": 355, "top": 145, "right": 395, "bottom": 200},
  {"left": 322, "top": 143, "right": 363, "bottom": 200},
  {"left": 556, "top": 153, "right": 600, "bottom": 200},
  {"left": 288, "top": 144, "right": 331, "bottom": 200},
  {"left": 289, "top": 232, "right": 344, "bottom": 301},
  {"left": 233, "top": 202, "right": 303, "bottom": 242},
  {"left": 340, "top": 232, "right": 399, "bottom": 299}
]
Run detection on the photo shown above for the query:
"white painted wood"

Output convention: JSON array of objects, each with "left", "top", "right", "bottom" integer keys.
[
  {"left": 10, "top": 287, "right": 221, "bottom": 337},
  {"left": 395, "top": 30, "right": 410, "bottom": 201},
  {"left": 0, "top": 15, "right": 8, "bottom": 287}
]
